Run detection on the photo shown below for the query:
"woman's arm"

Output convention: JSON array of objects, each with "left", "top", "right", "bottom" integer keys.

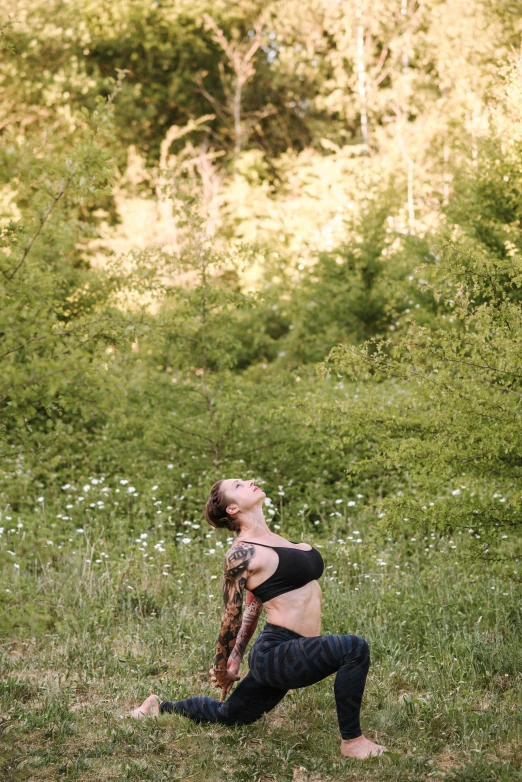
[
  {"left": 228, "top": 591, "right": 263, "bottom": 671},
  {"left": 213, "top": 543, "right": 256, "bottom": 673}
]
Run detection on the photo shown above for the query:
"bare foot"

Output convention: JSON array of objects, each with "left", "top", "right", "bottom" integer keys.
[
  {"left": 129, "top": 694, "right": 161, "bottom": 719},
  {"left": 340, "top": 735, "right": 387, "bottom": 759}
]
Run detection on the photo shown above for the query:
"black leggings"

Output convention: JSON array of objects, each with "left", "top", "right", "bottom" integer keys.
[{"left": 160, "top": 622, "right": 370, "bottom": 739}]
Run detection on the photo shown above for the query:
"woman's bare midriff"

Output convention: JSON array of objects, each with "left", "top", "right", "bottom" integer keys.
[
  {"left": 261, "top": 580, "right": 322, "bottom": 637},
  {"left": 237, "top": 536, "right": 323, "bottom": 637}
]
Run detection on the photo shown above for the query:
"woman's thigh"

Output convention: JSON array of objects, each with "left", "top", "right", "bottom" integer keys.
[{"left": 250, "top": 634, "right": 362, "bottom": 690}]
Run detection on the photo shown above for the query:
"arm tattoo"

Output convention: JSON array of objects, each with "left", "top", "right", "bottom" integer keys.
[
  {"left": 229, "top": 595, "right": 263, "bottom": 667},
  {"left": 214, "top": 544, "right": 255, "bottom": 671}
]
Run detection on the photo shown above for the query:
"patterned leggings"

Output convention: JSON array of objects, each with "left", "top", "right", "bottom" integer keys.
[{"left": 160, "top": 622, "right": 370, "bottom": 739}]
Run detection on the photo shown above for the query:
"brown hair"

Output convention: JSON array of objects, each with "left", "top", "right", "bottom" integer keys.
[{"left": 205, "top": 480, "right": 240, "bottom": 533}]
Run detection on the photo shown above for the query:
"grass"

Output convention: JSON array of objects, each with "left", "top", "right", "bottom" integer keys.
[{"left": 0, "top": 487, "right": 521, "bottom": 781}]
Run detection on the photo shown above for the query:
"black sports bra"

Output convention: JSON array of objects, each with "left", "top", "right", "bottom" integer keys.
[{"left": 239, "top": 540, "right": 324, "bottom": 603}]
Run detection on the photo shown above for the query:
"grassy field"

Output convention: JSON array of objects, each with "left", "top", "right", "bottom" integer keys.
[{"left": 1, "top": 487, "right": 521, "bottom": 782}]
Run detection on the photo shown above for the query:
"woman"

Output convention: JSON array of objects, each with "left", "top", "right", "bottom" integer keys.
[{"left": 131, "top": 478, "right": 386, "bottom": 759}]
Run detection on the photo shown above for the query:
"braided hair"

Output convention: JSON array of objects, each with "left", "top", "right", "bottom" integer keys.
[{"left": 205, "top": 480, "right": 240, "bottom": 533}]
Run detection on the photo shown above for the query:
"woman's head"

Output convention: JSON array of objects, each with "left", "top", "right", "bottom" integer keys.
[{"left": 205, "top": 478, "right": 265, "bottom": 532}]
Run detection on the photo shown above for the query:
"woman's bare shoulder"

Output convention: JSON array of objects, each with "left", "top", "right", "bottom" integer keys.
[{"left": 223, "top": 541, "right": 257, "bottom": 575}]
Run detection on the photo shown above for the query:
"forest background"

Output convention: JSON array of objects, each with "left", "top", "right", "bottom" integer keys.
[{"left": 1, "top": 1, "right": 521, "bottom": 780}]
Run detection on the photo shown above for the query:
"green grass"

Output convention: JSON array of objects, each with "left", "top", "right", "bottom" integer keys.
[{"left": 0, "top": 492, "right": 521, "bottom": 781}]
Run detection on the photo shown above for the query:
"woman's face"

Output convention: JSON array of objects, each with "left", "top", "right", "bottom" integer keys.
[{"left": 222, "top": 478, "right": 266, "bottom": 516}]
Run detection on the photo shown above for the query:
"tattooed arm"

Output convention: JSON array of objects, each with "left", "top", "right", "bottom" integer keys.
[
  {"left": 213, "top": 543, "right": 256, "bottom": 673},
  {"left": 228, "top": 591, "right": 263, "bottom": 672}
]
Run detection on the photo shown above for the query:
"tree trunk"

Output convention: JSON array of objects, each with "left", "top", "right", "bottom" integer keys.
[{"left": 355, "top": 0, "right": 369, "bottom": 154}]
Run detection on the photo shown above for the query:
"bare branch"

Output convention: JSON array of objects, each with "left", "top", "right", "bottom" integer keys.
[{"left": 3, "top": 178, "right": 70, "bottom": 280}]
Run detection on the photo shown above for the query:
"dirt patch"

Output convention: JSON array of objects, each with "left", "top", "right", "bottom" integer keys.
[
  {"left": 434, "top": 751, "right": 461, "bottom": 773},
  {"left": 292, "top": 767, "right": 337, "bottom": 782}
]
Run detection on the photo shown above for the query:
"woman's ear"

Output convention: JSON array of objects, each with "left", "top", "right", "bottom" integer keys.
[{"left": 226, "top": 503, "right": 239, "bottom": 517}]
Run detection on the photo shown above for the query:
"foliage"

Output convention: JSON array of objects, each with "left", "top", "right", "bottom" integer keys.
[
  {"left": 276, "top": 196, "right": 435, "bottom": 365},
  {"left": 2, "top": 3, "right": 522, "bottom": 558},
  {"left": 318, "top": 244, "right": 522, "bottom": 564},
  {"left": 1, "top": 4, "right": 522, "bottom": 777},
  {"left": 0, "top": 72, "right": 135, "bottom": 471}
]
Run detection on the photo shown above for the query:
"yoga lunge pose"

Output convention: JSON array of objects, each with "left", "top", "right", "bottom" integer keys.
[{"left": 131, "top": 478, "right": 386, "bottom": 759}]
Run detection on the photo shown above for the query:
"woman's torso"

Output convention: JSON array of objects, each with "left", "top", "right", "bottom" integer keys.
[{"left": 233, "top": 535, "right": 323, "bottom": 637}]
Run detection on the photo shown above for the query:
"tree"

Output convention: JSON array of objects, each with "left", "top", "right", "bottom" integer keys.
[
  {"left": 0, "top": 64, "right": 130, "bottom": 476},
  {"left": 317, "top": 243, "right": 522, "bottom": 564}
]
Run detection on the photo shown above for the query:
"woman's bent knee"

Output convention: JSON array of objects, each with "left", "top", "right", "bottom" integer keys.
[
  {"left": 341, "top": 634, "right": 370, "bottom": 666},
  {"left": 356, "top": 636, "right": 370, "bottom": 660}
]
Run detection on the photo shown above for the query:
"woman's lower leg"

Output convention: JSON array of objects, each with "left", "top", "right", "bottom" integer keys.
[
  {"left": 160, "top": 695, "right": 221, "bottom": 722},
  {"left": 159, "top": 671, "right": 287, "bottom": 727},
  {"left": 333, "top": 635, "right": 370, "bottom": 739}
]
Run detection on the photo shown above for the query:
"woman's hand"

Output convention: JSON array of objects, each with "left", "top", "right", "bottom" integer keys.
[{"left": 209, "top": 663, "right": 241, "bottom": 702}]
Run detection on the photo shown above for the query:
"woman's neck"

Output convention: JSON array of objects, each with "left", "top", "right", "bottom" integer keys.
[{"left": 237, "top": 519, "right": 272, "bottom": 539}]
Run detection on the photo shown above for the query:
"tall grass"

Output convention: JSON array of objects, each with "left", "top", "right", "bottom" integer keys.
[{"left": 1, "top": 485, "right": 521, "bottom": 781}]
